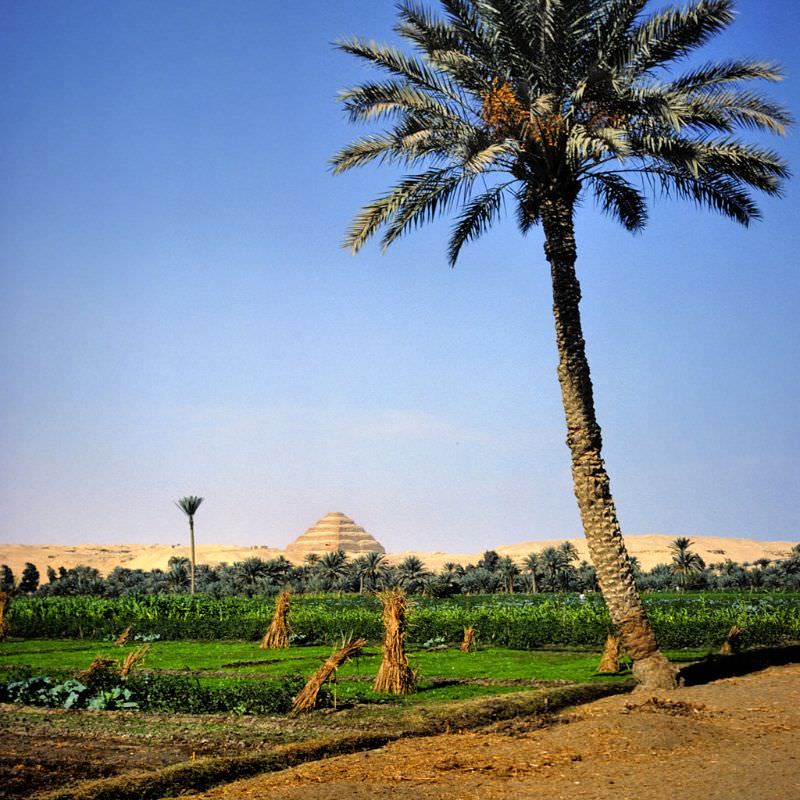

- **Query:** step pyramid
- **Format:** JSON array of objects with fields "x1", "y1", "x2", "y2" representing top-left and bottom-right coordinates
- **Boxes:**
[{"x1": 285, "y1": 512, "x2": 385, "y2": 559}]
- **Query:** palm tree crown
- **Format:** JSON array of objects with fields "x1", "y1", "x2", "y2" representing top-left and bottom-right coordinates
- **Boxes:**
[
  {"x1": 333, "y1": 0, "x2": 789, "y2": 260},
  {"x1": 176, "y1": 496, "x2": 204, "y2": 518}
]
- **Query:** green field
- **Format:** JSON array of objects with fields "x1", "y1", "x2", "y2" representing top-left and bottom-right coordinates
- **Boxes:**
[
  {"x1": 2, "y1": 639, "x2": 672, "y2": 709},
  {"x1": 3, "y1": 591, "x2": 797, "y2": 716},
  {"x1": 8, "y1": 591, "x2": 800, "y2": 649}
]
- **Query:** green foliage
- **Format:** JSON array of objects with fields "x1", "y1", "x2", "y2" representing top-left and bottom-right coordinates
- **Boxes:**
[
  {"x1": 0, "y1": 674, "x2": 116, "y2": 710},
  {"x1": 87, "y1": 685, "x2": 139, "y2": 710},
  {"x1": 0, "y1": 669, "x2": 306, "y2": 715},
  {"x1": 19, "y1": 562, "x2": 40, "y2": 594},
  {"x1": 6, "y1": 592, "x2": 799, "y2": 649}
]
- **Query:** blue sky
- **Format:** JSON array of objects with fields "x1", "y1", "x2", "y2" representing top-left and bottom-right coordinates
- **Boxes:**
[{"x1": 1, "y1": 0, "x2": 798, "y2": 552}]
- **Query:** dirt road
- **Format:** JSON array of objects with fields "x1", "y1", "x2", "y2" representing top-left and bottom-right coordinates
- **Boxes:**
[{"x1": 184, "y1": 664, "x2": 800, "y2": 800}]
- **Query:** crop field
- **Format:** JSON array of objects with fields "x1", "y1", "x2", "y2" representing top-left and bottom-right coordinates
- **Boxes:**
[
  {"x1": 1, "y1": 591, "x2": 798, "y2": 799},
  {"x1": 0, "y1": 636, "x2": 646, "y2": 799},
  {"x1": 7, "y1": 591, "x2": 800, "y2": 648},
  {"x1": 0, "y1": 639, "x2": 645, "y2": 711}
]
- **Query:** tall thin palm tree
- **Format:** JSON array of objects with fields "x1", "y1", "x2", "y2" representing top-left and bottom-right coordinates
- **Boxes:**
[
  {"x1": 332, "y1": 0, "x2": 789, "y2": 689},
  {"x1": 176, "y1": 496, "x2": 204, "y2": 595}
]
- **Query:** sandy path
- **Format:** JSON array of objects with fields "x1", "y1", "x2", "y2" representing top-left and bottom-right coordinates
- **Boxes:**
[{"x1": 182, "y1": 664, "x2": 800, "y2": 800}]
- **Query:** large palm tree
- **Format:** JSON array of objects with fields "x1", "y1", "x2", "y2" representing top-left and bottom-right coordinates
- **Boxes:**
[
  {"x1": 176, "y1": 496, "x2": 204, "y2": 595},
  {"x1": 332, "y1": 0, "x2": 789, "y2": 688}
]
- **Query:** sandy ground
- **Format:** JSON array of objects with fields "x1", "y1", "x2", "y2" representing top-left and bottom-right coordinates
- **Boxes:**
[
  {"x1": 0, "y1": 535, "x2": 794, "y2": 578},
  {"x1": 183, "y1": 664, "x2": 800, "y2": 800}
]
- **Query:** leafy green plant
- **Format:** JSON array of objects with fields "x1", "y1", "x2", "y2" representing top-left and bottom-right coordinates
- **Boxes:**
[
  {"x1": 87, "y1": 686, "x2": 139, "y2": 710},
  {"x1": 3, "y1": 675, "x2": 92, "y2": 709}
]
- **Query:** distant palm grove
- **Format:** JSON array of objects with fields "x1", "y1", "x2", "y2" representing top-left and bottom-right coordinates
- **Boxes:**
[{"x1": 3, "y1": 539, "x2": 799, "y2": 597}]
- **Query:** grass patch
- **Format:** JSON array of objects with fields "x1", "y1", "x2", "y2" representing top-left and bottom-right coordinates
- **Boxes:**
[
  {"x1": 1, "y1": 639, "x2": 712, "y2": 717},
  {"x1": 1, "y1": 639, "x2": 705, "y2": 679}
]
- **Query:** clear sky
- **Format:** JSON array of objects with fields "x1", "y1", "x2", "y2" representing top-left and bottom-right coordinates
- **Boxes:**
[{"x1": 1, "y1": 0, "x2": 798, "y2": 552}]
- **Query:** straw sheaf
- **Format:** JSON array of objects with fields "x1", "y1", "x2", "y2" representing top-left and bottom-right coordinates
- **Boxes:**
[
  {"x1": 292, "y1": 637, "x2": 367, "y2": 713},
  {"x1": 260, "y1": 591, "x2": 291, "y2": 649},
  {"x1": 373, "y1": 589, "x2": 417, "y2": 695}
]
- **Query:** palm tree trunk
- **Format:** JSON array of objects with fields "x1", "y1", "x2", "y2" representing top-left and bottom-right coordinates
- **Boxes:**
[
  {"x1": 189, "y1": 517, "x2": 196, "y2": 595},
  {"x1": 540, "y1": 193, "x2": 677, "y2": 690}
]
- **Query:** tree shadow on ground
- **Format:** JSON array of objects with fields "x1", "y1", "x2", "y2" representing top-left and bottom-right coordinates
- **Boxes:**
[{"x1": 679, "y1": 644, "x2": 800, "y2": 686}]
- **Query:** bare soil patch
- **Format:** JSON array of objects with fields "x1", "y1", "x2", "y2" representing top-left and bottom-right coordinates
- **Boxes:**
[{"x1": 183, "y1": 664, "x2": 800, "y2": 800}]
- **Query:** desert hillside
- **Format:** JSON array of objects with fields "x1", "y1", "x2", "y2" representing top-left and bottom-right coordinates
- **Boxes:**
[{"x1": 0, "y1": 535, "x2": 794, "y2": 579}]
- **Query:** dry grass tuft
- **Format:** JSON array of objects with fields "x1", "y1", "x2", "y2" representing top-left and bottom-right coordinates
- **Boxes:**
[
  {"x1": 291, "y1": 637, "x2": 367, "y2": 714},
  {"x1": 373, "y1": 589, "x2": 417, "y2": 695},
  {"x1": 260, "y1": 591, "x2": 291, "y2": 650},
  {"x1": 596, "y1": 634, "x2": 622, "y2": 674},
  {"x1": 119, "y1": 644, "x2": 150, "y2": 678},
  {"x1": 114, "y1": 626, "x2": 132, "y2": 646},
  {"x1": 720, "y1": 624, "x2": 743, "y2": 655},
  {"x1": 0, "y1": 591, "x2": 10, "y2": 642},
  {"x1": 77, "y1": 656, "x2": 120, "y2": 683},
  {"x1": 460, "y1": 625, "x2": 477, "y2": 653}
]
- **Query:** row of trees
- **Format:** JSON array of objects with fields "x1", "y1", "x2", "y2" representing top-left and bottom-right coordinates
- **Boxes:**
[{"x1": 3, "y1": 540, "x2": 798, "y2": 597}]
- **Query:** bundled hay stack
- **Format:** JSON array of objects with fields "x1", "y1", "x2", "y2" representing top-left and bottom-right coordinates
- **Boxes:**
[
  {"x1": 460, "y1": 626, "x2": 477, "y2": 653},
  {"x1": 115, "y1": 626, "x2": 132, "y2": 646},
  {"x1": 720, "y1": 625, "x2": 743, "y2": 655},
  {"x1": 373, "y1": 589, "x2": 417, "y2": 695},
  {"x1": 78, "y1": 656, "x2": 119, "y2": 684},
  {"x1": 596, "y1": 634, "x2": 622, "y2": 674},
  {"x1": 79, "y1": 646, "x2": 150, "y2": 685},
  {"x1": 0, "y1": 591, "x2": 10, "y2": 642},
  {"x1": 120, "y1": 645, "x2": 150, "y2": 678},
  {"x1": 260, "y1": 591, "x2": 291, "y2": 649},
  {"x1": 291, "y1": 637, "x2": 366, "y2": 714}
]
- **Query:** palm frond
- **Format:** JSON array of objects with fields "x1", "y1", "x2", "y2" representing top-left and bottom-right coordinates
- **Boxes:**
[
  {"x1": 396, "y1": 3, "x2": 490, "y2": 93},
  {"x1": 668, "y1": 59, "x2": 784, "y2": 92},
  {"x1": 338, "y1": 80, "x2": 465, "y2": 124},
  {"x1": 515, "y1": 186, "x2": 541, "y2": 234},
  {"x1": 693, "y1": 88, "x2": 793, "y2": 135},
  {"x1": 337, "y1": 37, "x2": 467, "y2": 106},
  {"x1": 343, "y1": 168, "x2": 468, "y2": 254},
  {"x1": 332, "y1": 131, "x2": 437, "y2": 174},
  {"x1": 647, "y1": 167, "x2": 760, "y2": 225},
  {"x1": 447, "y1": 182, "x2": 511, "y2": 265},
  {"x1": 590, "y1": 0, "x2": 649, "y2": 63},
  {"x1": 622, "y1": 0, "x2": 735, "y2": 74},
  {"x1": 379, "y1": 171, "x2": 472, "y2": 250},
  {"x1": 568, "y1": 123, "x2": 630, "y2": 166},
  {"x1": 587, "y1": 172, "x2": 647, "y2": 230},
  {"x1": 463, "y1": 140, "x2": 517, "y2": 172}
]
